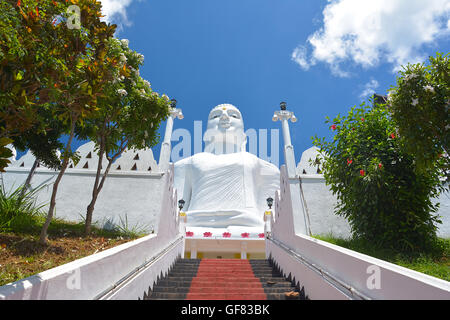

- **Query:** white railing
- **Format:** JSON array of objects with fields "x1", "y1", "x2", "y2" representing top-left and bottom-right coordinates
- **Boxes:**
[
  {"x1": 266, "y1": 165, "x2": 450, "y2": 300},
  {"x1": 0, "y1": 165, "x2": 183, "y2": 300}
]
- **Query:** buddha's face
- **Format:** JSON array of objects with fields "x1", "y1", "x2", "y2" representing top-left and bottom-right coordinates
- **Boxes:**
[
  {"x1": 204, "y1": 104, "x2": 245, "y2": 149},
  {"x1": 206, "y1": 104, "x2": 244, "y2": 133}
]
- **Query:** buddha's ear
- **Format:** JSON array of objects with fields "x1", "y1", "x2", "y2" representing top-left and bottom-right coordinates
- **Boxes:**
[
  {"x1": 203, "y1": 129, "x2": 214, "y2": 152},
  {"x1": 240, "y1": 133, "x2": 248, "y2": 152},
  {"x1": 203, "y1": 128, "x2": 213, "y2": 142}
]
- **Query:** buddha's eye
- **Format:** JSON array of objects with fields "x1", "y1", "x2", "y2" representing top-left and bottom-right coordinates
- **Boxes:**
[
  {"x1": 231, "y1": 114, "x2": 238, "y2": 118},
  {"x1": 211, "y1": 114, "x2": 220, "y2": 119}
]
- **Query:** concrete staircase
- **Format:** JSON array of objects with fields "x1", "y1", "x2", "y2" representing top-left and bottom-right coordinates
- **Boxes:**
[{"x1": 144, "y1": 258, "x2": 305, "y2": 300}]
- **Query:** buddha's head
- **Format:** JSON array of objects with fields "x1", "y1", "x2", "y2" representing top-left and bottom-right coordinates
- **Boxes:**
[{"x1": 204, "y1": 104, "x2": 246, "y2": 154}]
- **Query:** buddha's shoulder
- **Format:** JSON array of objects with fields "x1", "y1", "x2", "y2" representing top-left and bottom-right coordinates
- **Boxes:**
[
  {"x1": 174, "y1": 153, "x2": 211, "y2": 167},
  {"x1": 174, "y1": 152, "x2": 279, "y2": 172}
]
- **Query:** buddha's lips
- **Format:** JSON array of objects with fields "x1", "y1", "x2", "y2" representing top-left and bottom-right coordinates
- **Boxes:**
[{"x1": 219, "y1": 120, "x2": 231, "y2": 128}]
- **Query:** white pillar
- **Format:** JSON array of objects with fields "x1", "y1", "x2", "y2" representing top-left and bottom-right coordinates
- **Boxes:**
[
  {"x1": 190, "y1": 240, "x2": 197, "y2": 259},
  {"x1": 273, "y1": 103, "x2": 310, "y2": 236},
  {"x1": 159, "y1": 106, "x2": 183, "y2": 172},
  {"x1": 179, "y1": 212, "x2": 186, "y2": 234},
  {"x1": 281, "y1": 118, "x2": 292, "y2": 146},
  {"x1": 273, "y1": 108, "x2": 298, "y2": 178},
  {"x1": 264, "y1": 209, "x2": 272, "y2": 236},
  {"x1": 240, "y1": 241, "x2": 247, "y2": 260}
]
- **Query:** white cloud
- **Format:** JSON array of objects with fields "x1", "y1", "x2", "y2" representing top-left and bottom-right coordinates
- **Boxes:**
[
  {"x1": 291, "y1": 45, "x2": 311, "y2": 70},
  {"x1": 359, "y1": 79, "x2": 379, "y2": 99},
  {"x1": 293, "y1": 0, "x2": 450, "y2": 76},
  {"x1": 100, "y1": 0, "x2": 137, "y2": 30}
]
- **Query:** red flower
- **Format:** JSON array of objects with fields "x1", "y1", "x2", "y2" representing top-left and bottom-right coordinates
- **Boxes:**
[
  {"x1": 17, "y1": 0, "x2": 21, "y2": 6},
  {"x1": 378, "y1": 163, "x2": 382, "y2": 169},
  {"x1": 258, "y1": 233, "x2": 265, "y2": 238},
  {"x1": 347, "y1": 159, "x2": 353, "y2": 165},
  {"x1": 330, "y1": 124, "x2": 337, "y2": 130},
  {"x1": 186, "y1": 231, "x2": 194, "y2": 237},
  {"x1": 241, "y1": 233, "x2": 250, "y2": 238},
  {"x1": 361, "y1": 118, "x2": 365, "y2": 122},
  {"x1": 390, "y1": 133, "x2": 395, "y2": 139},
  {"x1": 360, "y1": 169, "x2": 365, "y2": 176},
  {"x1": 203, "y1": 232, "x2": 212, "y2": 237},
  {"x1": 222, "y1": 232, "x2": 231, "y2": 238}
]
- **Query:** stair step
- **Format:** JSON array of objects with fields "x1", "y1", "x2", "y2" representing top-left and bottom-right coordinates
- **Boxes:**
[
  {"x1": 186, "y1": 293, "x2": 267, "y2": 300},
  {"x1": 190, "y1": 278, "x2": 262, "y2": 284},
  {"x1": 159, "y1": 278, "x2": 291, "y2": 283},
  {"x1": 169, "y1": 272, "x2": 281, "y2": 277},
  {"x1": 148, "y1": 292, "x2": 187, "y2": 300},
  {"x1": 266, "y1": 293, "x2": 302, "y2": 300},
  {"x1": 152, "y1": 286, "x2": 191, "y2": 293},
  {"x1": 189, "y1": 282, "x2": 294, "y2": 288},
  {"x1": 145, "y1": 259, "x2": 304, "y2": 300},
  {"x1": 186, "y1": 287, "x2": 265, "y2": 294}
]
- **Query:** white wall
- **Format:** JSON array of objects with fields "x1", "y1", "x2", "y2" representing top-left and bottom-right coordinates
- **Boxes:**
[
  {"x1": 4, "y1": 143, "x2": 449, "y2": 238},
  {"x1": 267, "y1": 165, "x2": 450, "y2": 300},
  {"x1": 2, "y1": 142, "x2": 164, "y2": 233}
]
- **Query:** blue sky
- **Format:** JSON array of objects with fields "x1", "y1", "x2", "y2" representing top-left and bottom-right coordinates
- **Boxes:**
[{"x1": 19, "y1": 0, "x2": 450, "y2": 166}]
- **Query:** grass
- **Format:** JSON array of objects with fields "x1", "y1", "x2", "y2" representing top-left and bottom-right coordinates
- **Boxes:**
[
  {"x1": 312, "y1": 234, "x2": 450, "y2": 281},
  {"x1": 0, "y1": 183, "x2": 149, "y2": 287}
]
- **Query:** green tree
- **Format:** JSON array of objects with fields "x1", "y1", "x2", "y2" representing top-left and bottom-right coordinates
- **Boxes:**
[
  {"x1": 387, "y1": 52, "x2": 449, "y2": 185},
  {"x1": 0, "y1": 0, "x2": 76, "y2": 170},
  {"x1": 80, "y1": 38, "x2": 170, "y2": 234},
  {"x1": 312, "y1": 101, "x2": 443, "y2": 253},
  {"x1": 34, "y1": 0, "x2": 117, "y2": 245}
]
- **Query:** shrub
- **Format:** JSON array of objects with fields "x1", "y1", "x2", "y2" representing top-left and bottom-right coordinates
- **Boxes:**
[
  {"x1": 312, "y1": 101, "x2": 443, "y2": 253},
  {"x1": 387, "y1": 52, "x2": 449, "y2": 184},
  {"x1": 0, "y1": 183, "x2": 46, "y2": 233}
]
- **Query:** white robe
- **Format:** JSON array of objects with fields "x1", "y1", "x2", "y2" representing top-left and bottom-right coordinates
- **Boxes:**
[{"x1": 174, "y1": 152, "x2": 279, "y2": 235}]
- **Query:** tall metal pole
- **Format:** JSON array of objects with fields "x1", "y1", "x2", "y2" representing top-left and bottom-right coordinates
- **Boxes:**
[
  {"x1": 272, "y1": 102, "x2": 310, "y2": 235},
  {"x1": 273, "y1": 102, "x2": 298, "y2": 178},
  {"x1": 158, "y1": 99, "x2": 183, "y2": 172}
]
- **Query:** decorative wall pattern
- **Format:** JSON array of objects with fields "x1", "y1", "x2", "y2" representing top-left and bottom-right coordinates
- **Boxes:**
[{"x1": 8, "y1": 141, "x2": 159, "y2": 173}]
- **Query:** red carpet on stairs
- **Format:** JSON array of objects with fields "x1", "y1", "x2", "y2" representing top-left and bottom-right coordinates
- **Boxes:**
[{"x1": 186, "y1": 259, "x2": 267, "y2": 300}]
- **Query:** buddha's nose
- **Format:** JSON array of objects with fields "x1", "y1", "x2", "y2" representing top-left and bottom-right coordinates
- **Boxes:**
[{"x1": 220, "y1": 112, "x2": 229, "y2": 120}]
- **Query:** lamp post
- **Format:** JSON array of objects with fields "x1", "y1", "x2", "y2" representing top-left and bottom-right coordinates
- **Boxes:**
[
  {"x1": 264, "y1": 197, "x2": 274, "y2": 237},
  {"x1": 178, "y1": 199, "x2": 187, "y2": 234},
  {"x1": 159, "y1": 99, "x2": 183, "y2": 172},
  {"x1": 272, "y1": 101, "x2": 298, "y2": 178},
  {"x1": 178, "y1": 199, "x2": 185, "y2": 211}
]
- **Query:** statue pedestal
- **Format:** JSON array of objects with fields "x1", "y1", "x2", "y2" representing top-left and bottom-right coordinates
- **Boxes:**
[{"x1": 184, "y1": 228, "x2": 266, "y2": 259}]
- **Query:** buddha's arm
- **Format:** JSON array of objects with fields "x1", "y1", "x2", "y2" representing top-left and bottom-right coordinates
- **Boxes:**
[
  {"x1": 173, "y1": 158, "x2": 192, "y2": 210},
  {"x1": 256, "y1": 161, "x2": 280, "y2": 210}
]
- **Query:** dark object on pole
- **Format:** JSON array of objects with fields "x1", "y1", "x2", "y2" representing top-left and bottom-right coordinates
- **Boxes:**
[
  {"x1": 266, "y1": 197, "x2": 274, "y2": 209},
  {"x1": 280, "y1": 102, "x2": 287, "y2": 110}
]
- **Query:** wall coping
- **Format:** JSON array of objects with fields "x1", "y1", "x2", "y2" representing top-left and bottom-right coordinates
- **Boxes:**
[{"x1": 5, "y1": 167, "x2": 164, "y2": 178}]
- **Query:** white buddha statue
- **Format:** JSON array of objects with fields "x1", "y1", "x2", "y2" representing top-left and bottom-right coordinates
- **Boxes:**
[{"x1": 174, "y1": 104, "x2": 280, "y2": 237}]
